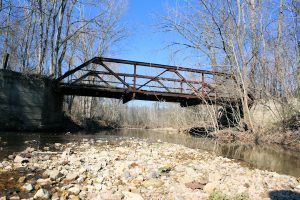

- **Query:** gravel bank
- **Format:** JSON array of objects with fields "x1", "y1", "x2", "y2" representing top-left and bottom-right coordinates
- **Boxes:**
[{"x1": 0, "y1": 139, "x2": 299, "y2": 200}]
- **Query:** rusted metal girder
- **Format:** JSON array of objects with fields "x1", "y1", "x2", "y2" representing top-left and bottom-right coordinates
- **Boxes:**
[{"x1": 56, "y1": 57, "x2": 238, "y2": 106}]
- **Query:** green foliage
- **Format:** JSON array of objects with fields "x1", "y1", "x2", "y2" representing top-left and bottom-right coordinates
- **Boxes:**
[
  {"x1": 232, "y1": 194, "x2": 250, "y2": 200},
  {"x1": 208, "y1": 192, "x2": 250, "y2": 200},
  {"x1": 209, "y1": 192, "x2": 229, "y2": 200}
]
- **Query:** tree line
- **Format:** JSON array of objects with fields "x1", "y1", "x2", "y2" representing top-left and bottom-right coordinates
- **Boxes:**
[{"x1": 1, "y1": 0, "x2": 299, "y2": 131}]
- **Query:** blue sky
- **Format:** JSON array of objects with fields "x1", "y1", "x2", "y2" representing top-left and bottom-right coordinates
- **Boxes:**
[
  {"x1": 115, "y1": 0, "x2": 198, "y2": 67},
  {"x1": 107, "y1": 0, "x2": 204, "y2": 107}
]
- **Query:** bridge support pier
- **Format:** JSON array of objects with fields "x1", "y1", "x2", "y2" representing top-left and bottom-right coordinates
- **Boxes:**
[
  {"x1": 217, "y1": 104, "x2": 243, "y2": 128},
  {"x1": 0, "y1": 70, "x2": 64, "y2": 130}
]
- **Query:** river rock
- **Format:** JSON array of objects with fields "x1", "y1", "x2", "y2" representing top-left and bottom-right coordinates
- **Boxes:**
[
  {"x1": 34, "y1": 188, "x2": 51, "y2": 199},
  {"x1": 9, "y1": 196, "x2": 20, "y2": 200},
  {"x1": 122, "y1": 191, "x2": 144, "y2": 200},
  {"x1": 14, "y1": 155, "x2": 28, "y2": 163},
  {"x1": 54, "y1": 143, "x2": 62, "y2": 149},
  {"x1": 68, "y1": 186, "x2": 81, "y2": 195},
  {"x1": 185, "y1": 180, "x2": 206, "y2": 190},
  {"x1": 71, "y1": 196, "x2": 80, "y2": 200},
  {"x1": 24, "y1": 147, "x2": 35, "y2": 153},
  {"x1": 203, "y1": 182, "x2": 218, "y2": 193},
  {"x1": 47, "y1": 169, "x2": 63, "y2": 180},
  {"x1": 43, "y1": 147, "x2": 50, "y2": 151},
  {"x1": 36, "y1": 178, "x2": 51, "y2": 186},
  {"x1": 142, "y1": 179, "x2": 164, "y2": 188},
  {"x1": 64, "y1": 173, "x2": 78, "y2": 182},
  {"x1": 18, "y1": 176, "x2": 26, "y2": 183},
  {"x1": 23, "y1": 183, "x2": 33, "y2": 192}
]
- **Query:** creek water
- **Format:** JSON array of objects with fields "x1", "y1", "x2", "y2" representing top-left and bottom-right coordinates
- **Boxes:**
[{"x1": 0, "y1": 129, "x2": 299, "y2": 177}]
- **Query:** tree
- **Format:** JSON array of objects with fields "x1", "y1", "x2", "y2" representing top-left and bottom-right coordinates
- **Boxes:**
[{"x1": 161, "y1": 0, "x2": 299, "y2": 131}]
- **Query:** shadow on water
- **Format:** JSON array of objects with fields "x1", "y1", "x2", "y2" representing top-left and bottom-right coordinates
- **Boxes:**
[
  {"x1": 0, "y1": 129, "x2": 300, "y2": 177},
  {"x1": 269, "y1": 190, "x2": 300, "y2": 200}
]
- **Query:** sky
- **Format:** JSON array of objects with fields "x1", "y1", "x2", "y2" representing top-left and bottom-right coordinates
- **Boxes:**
[
  {"x1": 115, "y1": 0, "x2": 197, "y2": 67},
  {"x1": 104, "y1": 0, "x2": 215, "y2": 107},
  {"x1": 103, "y1": 0, "x2": 207, "y2": 107},
  {"x1": 111, "y1": 0, "x2": 185, "y2": 107}
]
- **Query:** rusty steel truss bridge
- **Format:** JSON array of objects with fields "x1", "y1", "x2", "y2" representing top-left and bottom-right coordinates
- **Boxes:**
[{"x1": 56, "y1": 57, "x2": 242, "y2": 107}]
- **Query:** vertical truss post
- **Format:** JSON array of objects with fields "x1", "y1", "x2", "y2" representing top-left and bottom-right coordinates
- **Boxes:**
[
  {"x1": 123, "y1": 76, "x2": 126, "y2": 88},
  {"x1": 202, "y1": 73, "x2": 205, "y2": 96},
  {"x1": 180, "y1": 82, "x2": 183, "y2": 93},
  {"x1": 133, "y1": 64, "x2": 137, "y2": 92}
]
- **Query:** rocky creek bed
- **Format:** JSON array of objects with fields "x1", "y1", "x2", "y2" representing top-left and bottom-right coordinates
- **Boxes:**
[{"x1": 0, "y1": 139, "x2": 300, "y2": 200}]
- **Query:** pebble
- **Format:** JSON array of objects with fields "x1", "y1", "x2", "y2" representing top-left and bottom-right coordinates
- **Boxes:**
[
  {"x1": 68, "y1": 186, "x2": 81, "y2": 195},
  {"x1": 122, "y1": 191, "x2": 144, "y2": 200},
  {"x1": 13, "y1": 155, "x2": 28, "y2": 163},
  {"x1": 1, "y1": 139, "x2": 299, "y2": 200},
  {"x1": 34, "y1": 188, "x2": 51, "y2": 199},
  {"x1": 142, "y1": 179, "x2": 164, "y2": 188},
  {"x1": 23, "y1": 183, "x2": 33, "y2": 192},
  {"x1": 47, "y1": 169, "x2": 62, "y2": 180},
  {"x1": 64, "y1": 173, "x2": 78, "y2": 182},
  {"x1": 18, "y1": 176, "x2": 26, "y2": 183}
]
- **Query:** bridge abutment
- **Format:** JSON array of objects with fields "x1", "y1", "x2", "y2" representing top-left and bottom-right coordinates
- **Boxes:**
[{"x1": 0, "y1": 70, "x2": 64, "y2": 131}]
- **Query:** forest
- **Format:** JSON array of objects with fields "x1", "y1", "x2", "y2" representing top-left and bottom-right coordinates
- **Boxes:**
[{"x1": 0, "y1": 0, "x2": 299, "y2": 138}]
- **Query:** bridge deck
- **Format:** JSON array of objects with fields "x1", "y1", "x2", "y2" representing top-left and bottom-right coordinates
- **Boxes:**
[{"x1": 56, "y1": 57, "x2": 240, "y2": 106}]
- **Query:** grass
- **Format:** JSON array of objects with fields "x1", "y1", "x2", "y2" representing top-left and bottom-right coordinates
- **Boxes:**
[{"x1": 209, "y1": 192, "x2": 250, "y2": 200}]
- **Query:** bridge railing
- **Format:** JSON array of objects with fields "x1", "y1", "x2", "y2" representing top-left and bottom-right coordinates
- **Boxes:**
[{"x1": 56, "y1": 57, "x2": 236, "y2": 101}]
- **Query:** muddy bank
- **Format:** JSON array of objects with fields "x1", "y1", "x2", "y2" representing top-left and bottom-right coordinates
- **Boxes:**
[
  {"x1": 0, "y1": 139, "x2": 300, "y2": 200},
  {"x1": 205, "y1": 128, "x2": 300, "y2": 152}
]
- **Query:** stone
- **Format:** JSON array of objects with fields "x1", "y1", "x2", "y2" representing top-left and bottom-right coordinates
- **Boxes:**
[
  {"x1": 71, "y1": 196, "x2": 80, "y2": 200},
  {"x1": 208, "y1": 173, "x2": 222, "y2": 182},
  {"x1": 9, "y1": 196, "x2": 20, "y2": 200},
  {"x1": 34, "y1": 189, "x2": 51, "y2": 199},
  {"x1": 203, "y1": 182, "x2": 218, "y2": 193},
  {"x1": 36, "y1": 178, "x2": 51, "y2": 186},
  {"x1": 185, "y1": 180, "x2": 206, "y2": 190},
  {"x1": 54, "y1": 143, "x2": 62, "y2": 149},
  {"x1": 23, "y1": 183, "x2": 33, "y2": 192},
  {"x1": 43, "y1": 147, "x2": 50, "y2": 151},
  {"x1": 174, "y1": 195, "x2": 185, "y2": 200},
  {"x1": 18, "y1": 176, "x2": 26, "y2": 183},
  {"x1": 14, "y1": 155, "x2": 28, "y2": 163},
  {"x1": 24, "y1": 147, "x2": 35, "y2": 153},
  {"x1": 47, "y1": 170, "x2": 63, "y2": 180},
  {"x1": 64, "y1": 173, "x2": 78, "y2": 182},
  {"x1": 51, "y1": 193, "x2": 59, "y2": 200},
  {"x1": 147, "y1": 171, "x2": 159, "y2": 178},
  {"x1": 122, "y1": 191, "x2": 144, "y2": 200},
  {"x1": 68, "y1": 186, "x2": 81, "y2": 195},
  {"x1": 142, "y1": 179, "x2": 164, "y2": 188}
]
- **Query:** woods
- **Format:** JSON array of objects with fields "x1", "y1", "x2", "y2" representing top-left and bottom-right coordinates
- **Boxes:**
[
  {"x1": 0, "y1": 0, "x2": 126, "y2": 76},
  {"x1": 0, "y1": 0, "x2": 300, "y2": 133},
  {"x1": 161, "y1": 0, "x2": 300, "y2": 131}
]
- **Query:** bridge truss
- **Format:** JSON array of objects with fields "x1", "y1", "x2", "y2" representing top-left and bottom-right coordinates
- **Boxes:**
[{"x1": 56, "y1": 57, "x2": 239, "y2": 106}]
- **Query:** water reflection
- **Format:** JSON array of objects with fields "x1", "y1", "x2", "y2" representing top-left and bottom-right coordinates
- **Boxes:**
[{"x1": 0, "y1": 129, "x2": 299, "y2": 177}]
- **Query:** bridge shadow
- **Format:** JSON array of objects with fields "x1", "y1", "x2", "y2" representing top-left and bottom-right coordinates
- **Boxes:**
[
  {"x1": 187, "y1": 105, "x2": 244, "y2": 137},
  {"x1": 269, "y1": 190, "x2": 300, "y2": 200},
  {"x1": 188, "y1": 127, "x2": 215, "y2": 137}
]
